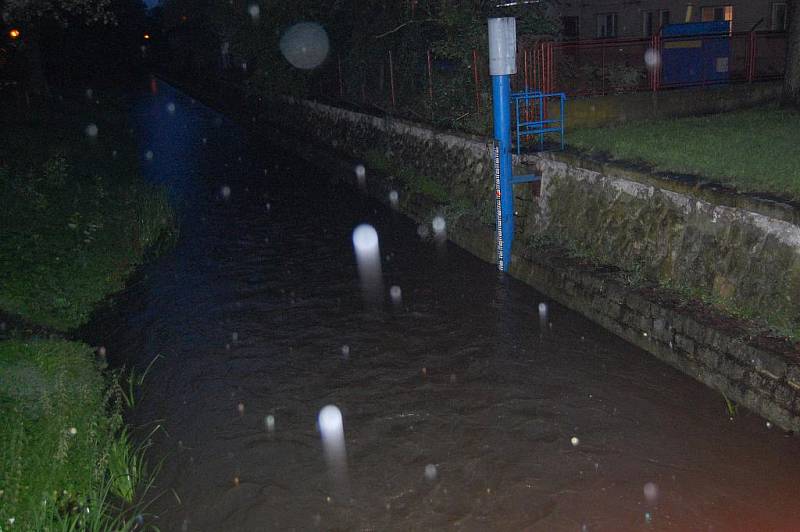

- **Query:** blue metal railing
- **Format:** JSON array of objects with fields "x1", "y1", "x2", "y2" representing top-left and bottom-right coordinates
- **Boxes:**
[{"x1": 511, "y1": 91, "x2": 566, "y2": 155}]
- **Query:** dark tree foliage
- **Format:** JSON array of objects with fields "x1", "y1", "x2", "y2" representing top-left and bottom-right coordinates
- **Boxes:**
[
  {"x1": 156, "y1": 0, "x2": 557, "y2": 127},
  {"x1": 1, "y1": 0, "x2": 150, "y2": 91}
]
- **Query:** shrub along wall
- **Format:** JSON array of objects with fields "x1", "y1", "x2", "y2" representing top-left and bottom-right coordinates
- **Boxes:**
[{"x1": 261, "y1": 95, "x2": 800, "y2": 432}]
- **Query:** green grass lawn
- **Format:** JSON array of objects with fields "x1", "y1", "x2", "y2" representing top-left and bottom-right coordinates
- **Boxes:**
[
  {"x1": 569, "y1": 106, "x2": 800, "y2": 201},
  {"x1": 0, "y1": 94, "x2": 176, "y2": 331}
]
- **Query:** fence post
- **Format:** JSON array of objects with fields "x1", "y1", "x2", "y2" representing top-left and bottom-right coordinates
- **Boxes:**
[
  {"x1": 601, "y1": 42, "x2": 606, "y2": 95},
  {"x1": 388, "y1": 50, "x2": 396, "y2": 108},
  {"x1": 337, "y1": 54, "x2": 344, "y2": 99},
  {"x1": 472, "y1": 48, "x2": 481, "y2": 113},
  {"x1": 427, "y1": 49, "x2": 433, "y2": 102}
]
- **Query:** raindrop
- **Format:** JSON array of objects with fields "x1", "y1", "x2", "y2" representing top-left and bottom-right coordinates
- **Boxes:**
[
  {"x1": 280, "y1": 22, "x2": 330, "y2": 70},
  {"x1": 570, "y1": 436, "x2": 580, "y2": 447},
  {"x1": 265, "y1": 202, "x2": 271, "y2": 211},
  {"x1": 644, "y1": 48, "x2": 661, "y2": 70},
  {"x1": 538, "y1": 302, "x2": 548, "y2": 330},
  {"x1": 166, "y1": 102, "x2": 176, "y2": 114},
  {"x1": 85, "y1": 88, "x2": 93, "y2": 99},
  {"x1": 237, "y1": 402, "x2": 245, "y2": 416},
  {"x1": 389, "y1": 285, "x2": 402, "y2": 306},
  {"x1": 643, "y1": 482, "x2": 659, "y2": 503},
  {"x1": 431, "y1": 215, "x2": 446, "y2": 236},
  {"x1": 144, "y1": 150, "x2": 154, "y2": 161},
  {"x1": 352, "y1": 224, "x2": 383, "y2": 305},
  {"x1": 202, "y1": 137, "x2": 208, "y2": 144},
  {"x1": 85, "y1": 123, "x2": 98, "y2": 138},
  {"x1": 341, "y1": 344, "x2": 350, "y2": 358},
  {"x1": 265, "y1": 414, "x2": 275, "y2": 432},
  {"x1": 424, "y1": 464, "x2": 437, "y2": 481},
  {"x1": 221, "y1": 185, "x2": 231, "y2": 199},
  {"x1": 318, "y1": 405, "x2": 348, "y2": 494},
  {"x1": 388, "y1": 189, "x2": 399, "y2": 209},
  {"x1": 766, "y1": 421, "x2": 773, "y2": 429},
  {"x1": 354, "y1": 164, "x2": 366, "y2": 188},
  {"x1": 248, "y1": 3, "x2": 260, "y2": 21},
  {"x1": 232, "y1": 331, "x2": 239, "y2": 342}
]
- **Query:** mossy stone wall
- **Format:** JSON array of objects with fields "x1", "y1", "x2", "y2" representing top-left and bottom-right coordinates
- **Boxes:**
[{"x1": 264, "y1": 96, "x2": 800, "y2": 431}]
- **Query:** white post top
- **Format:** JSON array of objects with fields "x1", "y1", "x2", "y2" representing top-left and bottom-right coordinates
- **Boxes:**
[{"x1": 488, "y1": 17, "x2": 517, "y2": 76}]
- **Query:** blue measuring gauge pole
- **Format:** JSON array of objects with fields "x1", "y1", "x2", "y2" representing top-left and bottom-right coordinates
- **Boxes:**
[{"x1": 492, "y1": 74, "x2": 514, "y2": 272}]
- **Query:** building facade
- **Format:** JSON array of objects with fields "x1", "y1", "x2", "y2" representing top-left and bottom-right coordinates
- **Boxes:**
[{"x1": 555, "y1": 1, "x2": 788, "y2": 40}]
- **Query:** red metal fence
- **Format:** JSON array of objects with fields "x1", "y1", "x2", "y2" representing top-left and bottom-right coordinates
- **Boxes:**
[{"x1": 314, "y1": 30, "x2": 786, "y2": 122}]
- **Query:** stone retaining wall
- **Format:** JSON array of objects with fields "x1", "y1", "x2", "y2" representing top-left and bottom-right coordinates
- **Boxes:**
[{"x1": 263, "y1": 95, "x2": 800, "y2": 432}]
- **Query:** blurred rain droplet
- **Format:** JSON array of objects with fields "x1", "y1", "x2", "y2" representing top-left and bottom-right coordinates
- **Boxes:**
[
  {"x1": 643, "y1": 482, "x2": 659, "y2": 503},
  {"x1": 144, "y1": 150, "x2": 154, "y2": 161},
  {"x1": 341, "y1": 344, "x2": 350, "y2": 358},
  {"x1": 221, "y1": 185, "x2": 231, "y2": 199},
  {"x1": 432, "y1": 215, "x2": 446, "y2": 237},
  {"x1": 424, "y1": 464, "x2": 437, "y2": 481},
  {"x1": 248, "y1": 3, "x2": 260, "y2": 22},
  {"x1": 644, "y1": 48, "x2": 661, "y2": 70},
  {"x1": 570, "y1": 436, "x2": 580, "y2": 446},
  {"x1": 85, "y1": 88, "x2": 93, "y2": 99},
  {"x1": 538, "y1": 302, "x2": 548, "y2": 330},
  {"x1": 388, "y1": 189, "x2": 399, "y2": 209},
  {"x1": 389, "y1": 285, "x2": 402, "y2": 306},
  {"x1": 354, "y1": 164, "x2": 366, "y2": 188},
  {"x1": 280, "y1": 22, "x2": 330, "y2": 70},
  {"x1": 265, "y1": 414, "x2": 275, "y2": 432},
  {"x1": 318, "y1": 405, "x2": 349, "y2": 495},
  {"x1": 85, "y1": 123, "x2": 98, "y2": 138},
  {"x1": 166, "y1": 102, "x2": 176, "y2": 114},
  {"x1": 352, "y1": 224, "x2": 383, "y2": 305}
]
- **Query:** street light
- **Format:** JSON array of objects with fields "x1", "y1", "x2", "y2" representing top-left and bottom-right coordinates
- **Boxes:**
[{"x1": 143, "y1": 33, "x2": 150, "y2": 40}]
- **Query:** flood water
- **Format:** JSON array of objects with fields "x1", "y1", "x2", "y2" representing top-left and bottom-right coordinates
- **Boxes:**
[{"x1": 87, "y1": 80, "x2": 800, "y2": 531}]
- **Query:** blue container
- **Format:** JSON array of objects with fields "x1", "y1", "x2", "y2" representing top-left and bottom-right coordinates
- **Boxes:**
[{"x1": 661, "y1": 21, "x2": 731, "y2": 86}]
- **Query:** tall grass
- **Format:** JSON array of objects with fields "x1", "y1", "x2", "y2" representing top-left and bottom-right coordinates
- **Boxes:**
[{"x1": 0, "y1": 340, "x2": 161, "y2": 530}]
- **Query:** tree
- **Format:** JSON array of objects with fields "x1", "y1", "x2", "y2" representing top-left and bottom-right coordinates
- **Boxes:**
[{"x1": 784, "y1": 0, "x2": 800, "y2": 106}]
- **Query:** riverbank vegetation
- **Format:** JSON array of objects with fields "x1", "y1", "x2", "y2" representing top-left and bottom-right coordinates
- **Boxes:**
[
  {"x1": 569, "y1": 105, "x2": 800, "y2": 201},
  {"x1": 0, "y1": 93, "x2": 175, "y2": 330},
  {"x1": 0, "y1": 91, "x2": 174, "y2": 528}
]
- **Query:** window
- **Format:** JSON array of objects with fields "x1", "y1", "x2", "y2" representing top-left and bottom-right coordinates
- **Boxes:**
[
  {"x1": 561, "y1": 16, "x2": 580, "y2": 40},
  {"x1": 660, "y1": 10, "x2": 671, "y2": 27},
  {"x1": 701, "y1": 5, "x2": 734, "y2": 23},
  {"x1": 643, "y1": 11, "x2": 654, "y2": 36},
  {"x1": 772, "y1": 3, "x2": 788, "y2": 31},
  {"x1": 596, "y1": 13, "x2": 617, "y2": 38}
]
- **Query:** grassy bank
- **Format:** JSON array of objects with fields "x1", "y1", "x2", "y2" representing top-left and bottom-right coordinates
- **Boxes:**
[
  {"x1": 569, "y1": 106, "x2": 800, "y2": 201},
  {"x1": 0, "y1": 340, "x2": 154, "y2": 529},
  {"x1": 0, "y1": 92, "x2": 175, "y2": 331},
  {"x1": 0, "y1": 92, "x2": 174, "y2": 529}
]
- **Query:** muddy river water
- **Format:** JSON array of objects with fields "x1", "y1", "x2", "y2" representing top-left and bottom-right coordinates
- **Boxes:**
[{"x1": 86, "y1": 80, "x2": 800, "y2": 531}]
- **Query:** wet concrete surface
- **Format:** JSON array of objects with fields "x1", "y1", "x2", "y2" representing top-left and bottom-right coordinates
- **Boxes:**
[{"x1": 87, "y1": 80, "x2": 800, "y2": 531}]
